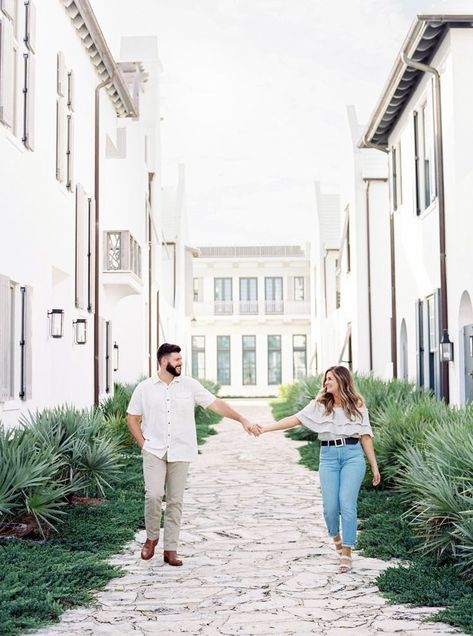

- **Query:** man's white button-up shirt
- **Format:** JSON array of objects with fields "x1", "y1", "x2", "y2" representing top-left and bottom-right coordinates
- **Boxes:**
[{"x1": 127, "y1": 376, "x2": 216, "y2": 461}]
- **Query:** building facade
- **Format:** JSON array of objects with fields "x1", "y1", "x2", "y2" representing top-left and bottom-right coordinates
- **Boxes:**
[
  {"x1": 361, "y1": 15, "x2": 473, "y2": 405},
  {"x1": 0, "y1": 0, "x2": 189, "y2": 427},
  {"x1": 190, "y1": 246, "x2": 311, "y2": 396}
]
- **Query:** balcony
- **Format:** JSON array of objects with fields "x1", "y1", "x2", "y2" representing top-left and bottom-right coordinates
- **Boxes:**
[
  {"x1": 193, "y1": 300, "x2": 310, "y2": 318},
  {"x1": 103, "y1": 230, "x2": 143, "y2": 299}
]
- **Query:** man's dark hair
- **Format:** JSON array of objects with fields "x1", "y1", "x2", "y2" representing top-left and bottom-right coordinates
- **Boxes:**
[{"x1": 157, "y1": 343, "x2": 181, "y2": 364}]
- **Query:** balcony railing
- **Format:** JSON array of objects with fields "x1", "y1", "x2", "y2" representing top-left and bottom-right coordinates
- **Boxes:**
[
  {"x1": 104, "y1": 230, "x2": 142, "y2": 279},
  {"x1": 194, "y1": 300, "x2": 310, "y2": 317}
]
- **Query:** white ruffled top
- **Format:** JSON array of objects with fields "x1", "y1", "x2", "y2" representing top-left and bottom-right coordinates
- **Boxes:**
[{"x1": 295, "y1": 401, "x2": 373, "y2": 440}]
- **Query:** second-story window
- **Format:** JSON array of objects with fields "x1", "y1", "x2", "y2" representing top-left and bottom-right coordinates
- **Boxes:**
[
  {"x1": 214, "y1": 278, "x2": 233, "y2": 315},
  {"x1": 56, "y1": 52, "x2": 74, "y2": 188},
  {"x1": 239, "y1": 277, "x2": 258, "y2": 314},
  {"x1": 265, "y1": 277, "x2": 283, "y2": 314},
  {"x1": 294, "y1": 276, "x2": 304, "y2": 301},
  {"x1": 414, "y1": 95, "x2": 436, "y2": 216}
]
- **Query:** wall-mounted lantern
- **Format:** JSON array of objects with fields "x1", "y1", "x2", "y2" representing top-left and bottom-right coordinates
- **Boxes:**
[
  {"x1": 48, "y1": 309, "x2": 64, "y2": 338},
  {"x1": 73, "y1": 318, "x2": 87, "y2": 345},
  {"x1": 440, "y1": 329, "x2": 454, "y2": 363},
  {"x1": 113, "y1": 341, "x2": 119, "y2": 372}
]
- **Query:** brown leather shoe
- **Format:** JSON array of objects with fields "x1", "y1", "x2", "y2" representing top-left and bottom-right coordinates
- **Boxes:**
[
  {"x1": 141, "y1": 538, "x2": 158, "y2": 560},
  {"x1": 163, "y1": 550, "x2": 183, "y2": 566}
]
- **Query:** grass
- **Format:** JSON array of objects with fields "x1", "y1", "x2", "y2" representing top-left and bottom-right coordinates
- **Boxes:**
[{"x1": 0, "y1": 407, "x2": 221, "y2": 636}]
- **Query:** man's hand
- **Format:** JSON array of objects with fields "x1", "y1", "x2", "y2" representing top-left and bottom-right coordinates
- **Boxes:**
[{"x1": 241, "y1": 419, "x2": 262, "y2": 437}]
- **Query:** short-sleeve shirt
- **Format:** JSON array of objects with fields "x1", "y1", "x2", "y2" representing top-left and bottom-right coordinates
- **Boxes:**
[
  {"x1": 295, "y1": 401, "x2": 373, "y2": 440},
  {"x1": 127, "y1": 375, "x2": 215, "y2": 461}
]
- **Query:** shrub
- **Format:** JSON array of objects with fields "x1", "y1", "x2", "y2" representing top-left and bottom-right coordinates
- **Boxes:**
[{"x1": 100, "y1": 382, "x2": 135, "y2": 420}]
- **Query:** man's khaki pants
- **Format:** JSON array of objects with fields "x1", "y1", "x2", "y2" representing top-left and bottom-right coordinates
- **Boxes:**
[{"x1": 142, "y1": 449, "x2": 190, "y2": 550}]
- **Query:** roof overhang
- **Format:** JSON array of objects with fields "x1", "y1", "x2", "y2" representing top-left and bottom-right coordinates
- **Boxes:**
[
  {"x1": 359, "y1": 15, "x2": 473, "y2": 149},
  {"x1": 62, "y1": 0, "x2": 138, "y2": 117}
]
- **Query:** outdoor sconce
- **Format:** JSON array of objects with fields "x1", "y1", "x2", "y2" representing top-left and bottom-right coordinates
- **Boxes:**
[
  {"x1": 113, "y1": 341, "x2": 119, "y2": 372},
  {"x1": 440, "y1": 329, "x2": 454, "y2": 363},
  {"x1": 48, "y1": 309, "x2": 64, "y2": 338},
  {"x1": 73, "y1": 318, "x2": 87, "y2": 345}
]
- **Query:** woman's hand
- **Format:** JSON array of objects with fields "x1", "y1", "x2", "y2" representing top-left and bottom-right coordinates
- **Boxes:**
[{"x1": 371, "y1": 467, "x2": 381, "y2": 486}]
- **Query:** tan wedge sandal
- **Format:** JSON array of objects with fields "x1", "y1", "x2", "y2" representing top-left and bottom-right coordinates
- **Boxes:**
[
  {"x1": 333, "y1": 537, "x2": 343, "y2": 553},
  {"x1": 339, "y1": 554, "x2": 352, "y2": 573}
]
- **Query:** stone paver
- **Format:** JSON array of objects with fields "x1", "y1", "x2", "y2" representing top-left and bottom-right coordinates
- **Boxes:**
[{"x1": 33, "y1": 400, "x2": 464, "y2": 635}]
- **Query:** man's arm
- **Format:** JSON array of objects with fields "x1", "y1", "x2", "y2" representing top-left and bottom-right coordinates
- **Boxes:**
[
  {"x1": 207, "y1": 399, "x2": 262, "y2": 436},
  {"x1": 127, "y1": 414, "x2": 145, "y2": 448}
]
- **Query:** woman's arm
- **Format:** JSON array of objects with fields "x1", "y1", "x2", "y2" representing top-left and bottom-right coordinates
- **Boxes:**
[
  {"x1": 360, "y1": 434, "x2": 381, "y2": 486},
  {"x1": 262, "y1": 415, "x2": 302, "y2": 433}
]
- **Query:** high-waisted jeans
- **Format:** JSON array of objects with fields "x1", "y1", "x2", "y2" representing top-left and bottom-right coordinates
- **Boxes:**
[{"x1": 318, "y1": 442, "x2": 366, "y2": 548}]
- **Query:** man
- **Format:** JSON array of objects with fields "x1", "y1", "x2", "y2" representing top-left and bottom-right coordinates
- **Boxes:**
[{"x1": 127, "y1": 342, "x2": 261, "y2": 565}]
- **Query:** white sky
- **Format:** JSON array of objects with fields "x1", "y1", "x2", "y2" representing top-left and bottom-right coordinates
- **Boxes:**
[{"x1": 91, "y1": 0, "x2": 472, "y2": 245}]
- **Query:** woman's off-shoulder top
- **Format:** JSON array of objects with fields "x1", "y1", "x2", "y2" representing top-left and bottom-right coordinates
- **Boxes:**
[{"x1": 295, "y1": 401, "x2": 373, "y2": 441}]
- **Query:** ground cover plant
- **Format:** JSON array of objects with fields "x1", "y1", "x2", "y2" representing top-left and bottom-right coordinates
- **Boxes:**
[
  {"x1": 270, "y1": 374, "x2": 473, "y2": 635},
  {"x1": 0, "y1": 380, "x2": 222, "y2": 636}
]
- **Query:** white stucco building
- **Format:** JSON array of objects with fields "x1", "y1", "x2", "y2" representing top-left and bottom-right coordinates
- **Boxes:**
[
  {"x1": 0, "y1": 0, "x2": 189, "y2": 427},
  {"x1": 361, "y1": 14, "x2": 473, "y2": 405},
  {"x1": 190, "y1": 245, "x2": 311, "y2": 396}
]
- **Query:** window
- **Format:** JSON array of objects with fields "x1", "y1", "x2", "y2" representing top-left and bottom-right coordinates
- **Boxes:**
[
  {"x1": 214, "y1": 278, "x2": 233, "y2": 314},
  {"x1": 192, "y1": 336, "x2": 205, "y2": 379},
  {"x1": 0, "y1": 275, "x2": 32, "y2": 402},
  {"x1": 242, "y1": 335, "x2": 256, "y2": 385},
  {"x1": 104, "y1": 230, "x2": 141, "y2": 279},
  {"x1": 414, "y1": 97, "x2": 436, "y2": 216},
  {"x1": 294, "y1": 277, "x2": 304, "y2": 301},
  {"x1": 0, "y1": 0, "x2": 36, "y2": 146},
  {"x1": 193, "y1": 277, "x2": 201, "y2": 302},
  {"x1": 293, "y1": 335, "x2": 307, "y2": 380},
  {"x1": 267, "y1": 335, "x2": 281, "y2": 385},
  {"x1": 392, "y1": 142, "x2": 402, "y2": 211},
  {"x1": 105, "y1": 320, "x2": 112, "y2": 393},
  {"x1": 239, "y1": 277, "x2": 258, "y2": 314},
  {"x1": 56, "y1": 52, "x2": 74, "y2": 186},
  {"x1": 217, "y1": 336, "x2": 231, "y2": 385},
  {"x1": 345, "y1": 217, "x2": 351, "y2": 273},
  {"x1": 265, "y1": 277, "x2": 283, "y2": 314}
]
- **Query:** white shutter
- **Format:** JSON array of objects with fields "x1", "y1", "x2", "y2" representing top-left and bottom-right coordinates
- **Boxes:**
[
  {"x1": 0, "y1": 274, "x2": 12, "y2": 401},
  {"x1": 105, "y1": 320, "x2": 112, "y2": 393},
  {"x1": 57, "y1": 51, "x2": 65, "y2": 96},
  {"x1": 67, "y1": 70, "x2": 74, "y2": 110},
  {"x1": 25, "y1": 1, "x2": 36, "y2": 53},
  {"x1": 98, "y1": 317, "x2": 105, "y2": 394},
  {"x1": 0, "y1": 16, "x2": 14, "y2": 127},
  {"x1": 24, "y1": 284, "x2": 32, "y2": 400},
  {"x1": 66, "y1": 114, "x2": 73, "y2": 189},
  {"x1": 55, "y1": 98, "x2": 65, "y2": 181},
  {"x1": 75, "y1": 184, "x2": 87, "y2": 309},
  {"x1": 287, "y1": 276, "x2": 294, "y2": 301},
  {"x1": 88, "y1": 198, "x2": 96, "y2": 313},
  {"x1": 0, "y1": 0, "x2": 15, "y2": 20},
  {"x1": 23, "y1": 52, "x2": 35, "y2": 150}
]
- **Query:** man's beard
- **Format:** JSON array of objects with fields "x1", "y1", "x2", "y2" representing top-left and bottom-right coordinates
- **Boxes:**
[{"x1": 166, "y1": 362, "x2": 181, "y2": 377}]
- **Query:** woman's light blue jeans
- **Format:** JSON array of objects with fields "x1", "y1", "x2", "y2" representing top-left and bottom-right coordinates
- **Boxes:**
[{"x1": 318, "y1": 442, "x2": 366, "y2": 548}]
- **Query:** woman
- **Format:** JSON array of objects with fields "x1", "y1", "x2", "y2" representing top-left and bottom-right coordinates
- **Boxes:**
[{"x1": 262, "y1": 366, "x2": 380, "y2": 573}]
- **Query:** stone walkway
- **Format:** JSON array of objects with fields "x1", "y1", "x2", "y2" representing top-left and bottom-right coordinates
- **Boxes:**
[{"x1": 34, "y1": 400, "x2": 463, "y2": 635}]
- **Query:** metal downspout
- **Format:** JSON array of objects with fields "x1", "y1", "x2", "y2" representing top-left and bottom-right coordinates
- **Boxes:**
[
  {"x1": 147, "y1": 173, "x2": 155, "y2": 377},
  {"x1": 94, "y1": 75, "x2": 115, "y2": 406},
  {"x1": 401, "y1": 52, "x2": 449, "y2": 402}
]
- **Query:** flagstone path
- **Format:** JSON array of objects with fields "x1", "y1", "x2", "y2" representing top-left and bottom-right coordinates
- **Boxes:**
[{"x1": 33, "y1": 400, "x2": 463, "y2": 635}]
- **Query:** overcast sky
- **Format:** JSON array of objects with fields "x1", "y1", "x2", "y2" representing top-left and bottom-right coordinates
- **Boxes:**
[{"x1": 92, "y1": 0, "x2": 472, "y2": 245}]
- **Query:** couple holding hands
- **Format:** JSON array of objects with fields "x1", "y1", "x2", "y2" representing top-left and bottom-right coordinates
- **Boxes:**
[{"x1": 127, "y1": 343, "x2": 380, "y2": 573}]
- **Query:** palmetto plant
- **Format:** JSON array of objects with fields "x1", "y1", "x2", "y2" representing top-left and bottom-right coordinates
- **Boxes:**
[{"x1": 0, "y1": 426, "x2": 71, "y2": 536}]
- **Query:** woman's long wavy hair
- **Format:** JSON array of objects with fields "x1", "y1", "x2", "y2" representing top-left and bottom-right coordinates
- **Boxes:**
[{"x1": 316, "y1": 365, "x2": 365, "y2": 421}]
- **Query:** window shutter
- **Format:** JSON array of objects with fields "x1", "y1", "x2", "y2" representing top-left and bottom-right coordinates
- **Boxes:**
[
  {"x1": 0, "y1": 16, "x2": 14, "y2": 127},
  {"x1": 287, "y1": 276, "x2": 294, "y2": 301},
  {"x1": 57, "y1": 51, "x2": 65, "y2": 96},
  {"x1": 24, "y1": 284, "x2": 32, "y2": 400},
  {"x1": 23, "y1": 52, "x2": 35, "y2": 150},
  {"x1": 24, "y1": 1, "x2": 36, "y2": 53},
  {"x1": 55, "y1": 98, "x2": 65, "y2": 181},
  {"x1": 66, "y1": 113, "x2": 73, "y2": 189},
  {"x1": 67, "y1": 70, "x2": 74, "y2": 110},
  {"x1": 75, "y1": 184, "x2": 87, "y2": 309},
  {"x1": 87, "y1": 198, "x2": 96, "y2": 313},
  {"x1": 98, "y1": 317, "x2": 105, "y2": 394},
  {"x1": 0, "y1": 0, "x2": 15, "y2": 20},
  {"x1": 105, "y1": 320, "x2": 112, "y2": 393},
  {"x1": 0, "y1": 274, "x2": 12, "y2": 400}
]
